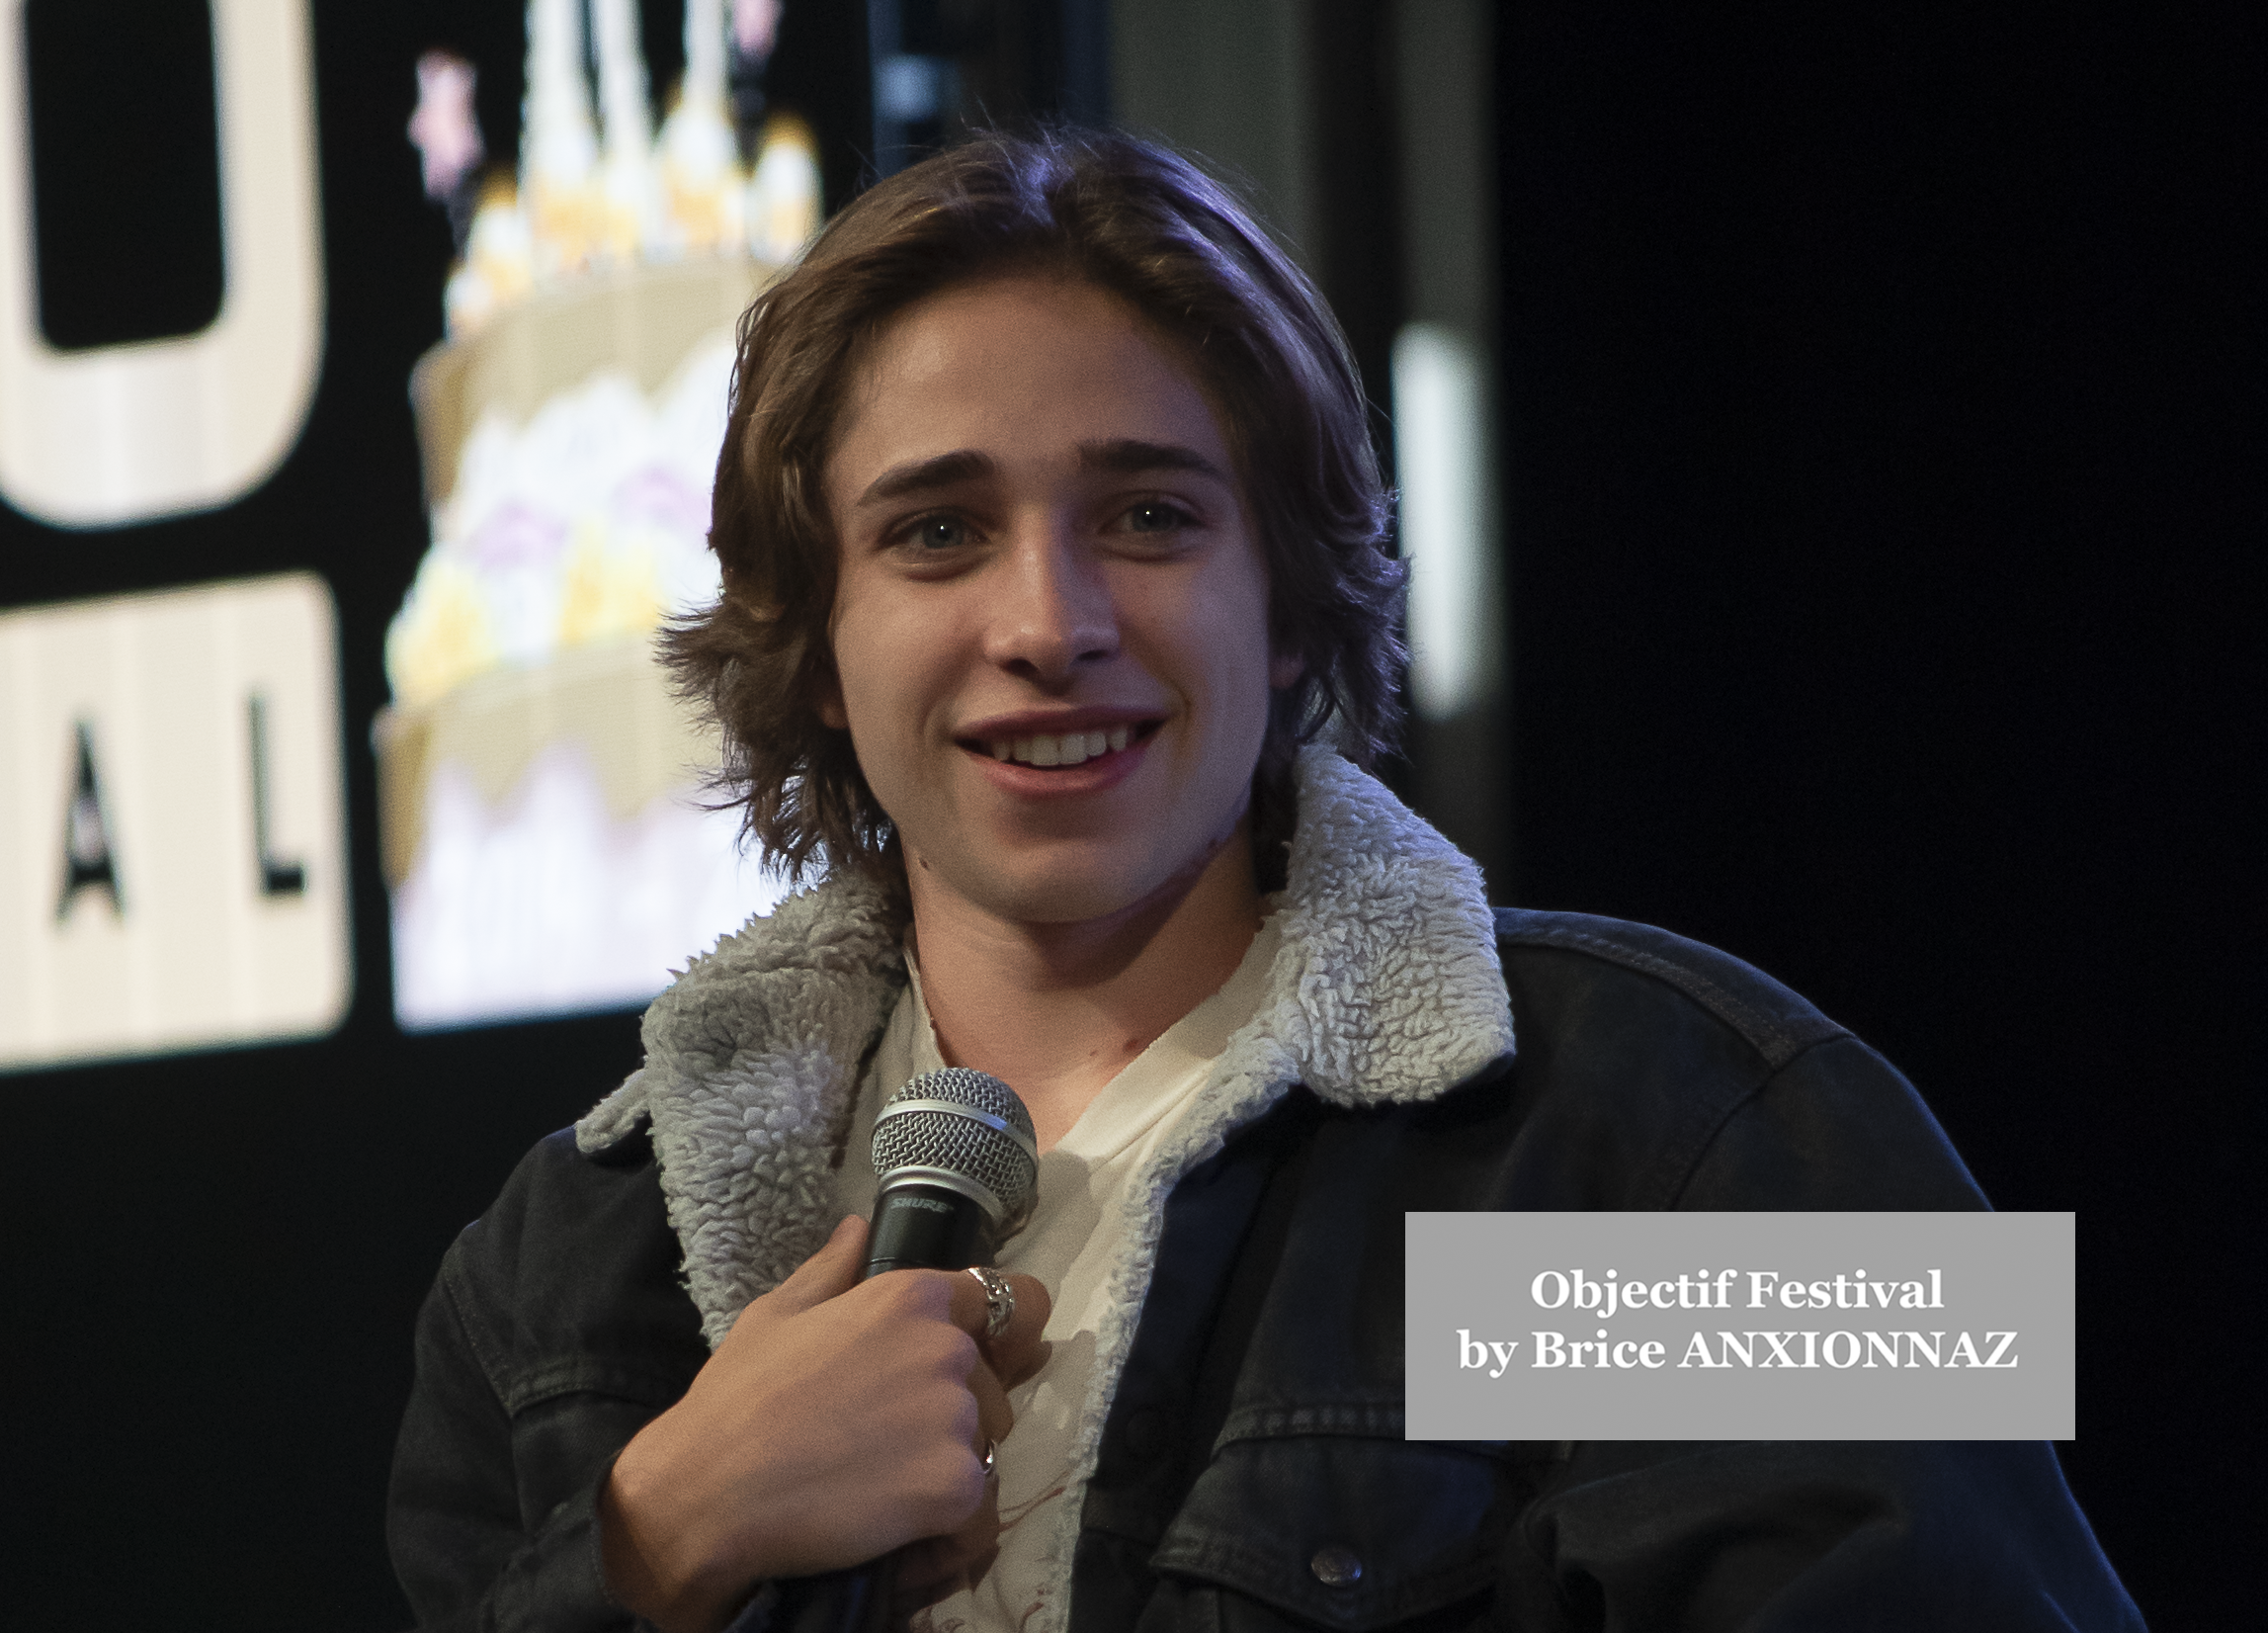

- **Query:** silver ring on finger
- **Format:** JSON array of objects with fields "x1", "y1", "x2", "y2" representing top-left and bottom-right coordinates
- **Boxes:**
[
  {"x1": 981, "y1": 1437, "x2": 999, "y2": 1480},
  {"x1": 966, "y1": 1264, "x2": 1014, "y2": 1340}
]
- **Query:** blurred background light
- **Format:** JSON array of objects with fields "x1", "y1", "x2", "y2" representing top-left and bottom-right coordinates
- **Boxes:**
[{"x1": 1393, "y1": 318, "x2": 1501, "y2": 722}]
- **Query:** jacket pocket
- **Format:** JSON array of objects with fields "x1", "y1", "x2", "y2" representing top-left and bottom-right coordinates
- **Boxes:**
[{"x1": 1146, "y1": 1433, "x2": 1510, "y2": 1629}]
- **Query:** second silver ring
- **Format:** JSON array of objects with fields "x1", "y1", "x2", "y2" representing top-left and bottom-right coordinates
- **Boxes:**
[{"x1": 966, "y1": 1264, "x2": 1015, "y2": 1340}]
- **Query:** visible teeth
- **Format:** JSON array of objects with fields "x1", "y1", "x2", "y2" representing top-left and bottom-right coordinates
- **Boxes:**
[{"x1": 987, "y1": 729, "x2": 1135, "y2": 767}]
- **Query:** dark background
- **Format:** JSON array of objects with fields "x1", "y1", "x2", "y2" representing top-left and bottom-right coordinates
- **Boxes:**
[
  {"x1": 1490, "y1": 7, "x2": 2254, "y2": 1628},
  {"x1": 2, "y1": 2, "x2": 2250, "y2": 1626}
]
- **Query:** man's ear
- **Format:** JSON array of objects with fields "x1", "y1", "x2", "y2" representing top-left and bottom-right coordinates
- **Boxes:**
[
  {"x1": 1269, "y1": 649, "x2": 1305, "y2": 690},
  {"x1": 815, "y1": 668, "x2": 849, "y2": 731}
]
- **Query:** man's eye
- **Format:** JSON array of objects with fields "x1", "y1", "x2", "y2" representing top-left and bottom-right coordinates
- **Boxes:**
[
  {"x1": 1124, "y1": 502, "x2": 1191, "y2": 534},
  {"x1": 910, "y1": 516, "x2": 967, "y2": 550}
]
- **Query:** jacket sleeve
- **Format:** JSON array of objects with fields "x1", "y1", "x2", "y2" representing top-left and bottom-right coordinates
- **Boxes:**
[
  {"x1": 1498, "y1": 1025, "x2": 2144, "y2": 1630},
  {"x1": 387, "y1": 1254, "x2": 648, "y2": 1632},
  {"x1": 386, "y1": 1127, "x2": 712, "y2": 1633},
  {"x1": 1500, "y1": 1438, "x2": 2143, "y2": 1632}
]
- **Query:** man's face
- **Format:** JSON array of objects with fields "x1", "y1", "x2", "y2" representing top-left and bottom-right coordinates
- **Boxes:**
[{"x1": 820, "y1": 274, "x2": 1292, "y2": 928}]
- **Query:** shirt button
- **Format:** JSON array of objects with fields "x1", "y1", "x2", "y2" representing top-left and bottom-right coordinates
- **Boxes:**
[{"x1": 1309, "y1": 1543, "x2": 1363, "y2": 1588}]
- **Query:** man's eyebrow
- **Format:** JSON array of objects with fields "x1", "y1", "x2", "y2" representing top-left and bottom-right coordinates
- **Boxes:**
[
  {"x1": 858, "y1": 450, "x2": 998, "y2": 504},
  {"x1": 1078, "y1": 439, "x2": 1230, "y2": 482}
]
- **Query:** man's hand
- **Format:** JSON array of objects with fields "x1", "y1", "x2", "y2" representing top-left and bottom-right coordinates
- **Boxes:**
[{"x1": 599, "y1": 1215, "x2": 1051, "y2": 1633}]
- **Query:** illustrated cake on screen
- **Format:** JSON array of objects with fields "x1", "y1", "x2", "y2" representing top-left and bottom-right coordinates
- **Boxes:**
[{"x1": 378, "y1": 0, "x2": 816, "y2": 1028}]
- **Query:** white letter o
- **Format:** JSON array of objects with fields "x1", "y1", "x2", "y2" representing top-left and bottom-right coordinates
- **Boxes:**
[{"x1": 0, "y1": 0, "x2": 323, "y2": 529}]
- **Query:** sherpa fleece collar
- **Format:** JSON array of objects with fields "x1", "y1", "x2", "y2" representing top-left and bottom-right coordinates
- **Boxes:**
[{"x1": 576, "y1": 746, "x2": 1514, "y2": 1350}]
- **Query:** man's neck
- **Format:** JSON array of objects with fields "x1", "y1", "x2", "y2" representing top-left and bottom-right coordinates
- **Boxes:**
[{"x1": 904, "y1": 833, "x2": 1264, "y2": 1152}]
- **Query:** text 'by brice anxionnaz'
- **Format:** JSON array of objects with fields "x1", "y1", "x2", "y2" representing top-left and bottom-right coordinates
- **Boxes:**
[{"x1": 1454, "y1": 1266, "x2": 2022, "y2": 1376}]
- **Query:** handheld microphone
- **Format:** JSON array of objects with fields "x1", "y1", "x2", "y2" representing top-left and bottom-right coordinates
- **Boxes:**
[
  {"x1": 862, "y1": 1067, "x2": 1039, "y2": 1278},
  {"x1": 780, "y1": 1068, "x2": 1039, "y2": 1633}
]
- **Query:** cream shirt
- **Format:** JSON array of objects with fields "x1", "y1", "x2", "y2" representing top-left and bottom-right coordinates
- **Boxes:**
[{"x1": 829, "y1": 914, "x2": 1283, "y2": 1631}]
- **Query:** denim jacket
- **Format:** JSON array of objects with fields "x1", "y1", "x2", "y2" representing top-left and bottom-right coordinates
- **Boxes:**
[{"x1": 388, "y1": 752, "x2": 2141, "y2": 1631}]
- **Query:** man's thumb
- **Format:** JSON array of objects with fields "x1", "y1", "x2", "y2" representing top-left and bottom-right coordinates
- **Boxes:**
[{"x1": 765, "y1": 1212, "x2": 868, "y2": 1315}]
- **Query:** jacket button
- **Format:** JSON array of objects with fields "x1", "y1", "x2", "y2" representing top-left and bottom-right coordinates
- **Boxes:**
[{"x1": 1309, "y1": 1543, "x2": 1363, "y2": 1588}]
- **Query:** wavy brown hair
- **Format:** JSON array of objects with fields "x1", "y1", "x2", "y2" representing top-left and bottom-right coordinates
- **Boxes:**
[{"x1": 671, "y1": 127, "x2": 1403, "y2": 886}]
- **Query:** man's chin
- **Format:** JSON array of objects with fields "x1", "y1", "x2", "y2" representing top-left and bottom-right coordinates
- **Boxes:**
[
  {"x1": 980, "y1": 873, "x2": 1158, "y2": 930},
  {"x1": 912, "y1": 848, "x2": 1178, "y2": 932}
]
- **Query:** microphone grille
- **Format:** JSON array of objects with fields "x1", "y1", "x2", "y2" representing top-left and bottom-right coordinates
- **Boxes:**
[{"x1": 872, "y1": 1068, "x2": 1039, "y2": 1223}]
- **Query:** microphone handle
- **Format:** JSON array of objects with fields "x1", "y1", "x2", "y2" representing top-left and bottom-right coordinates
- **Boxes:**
[
  {"x1": 779, "y1": 1180, "x2": 999, "y2": 1632},
  {"x1": 862, "y1": 1179, "x2": 993, "y2": 1278}
]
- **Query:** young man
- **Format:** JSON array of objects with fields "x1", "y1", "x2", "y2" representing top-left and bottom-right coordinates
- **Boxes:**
[{"x1": 388, "y1": 131, "x2": 2139, "y2": 1633}]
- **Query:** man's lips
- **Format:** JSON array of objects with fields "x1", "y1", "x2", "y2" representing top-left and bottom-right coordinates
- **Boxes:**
[{"x1": 951, "y1": 716, "x2": 1161, "y2": 801}]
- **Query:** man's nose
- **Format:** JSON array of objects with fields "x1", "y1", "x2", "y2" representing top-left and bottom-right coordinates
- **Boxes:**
[{"x1": 981, "y1": 527, "x2": 1119, "y2": 684}]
